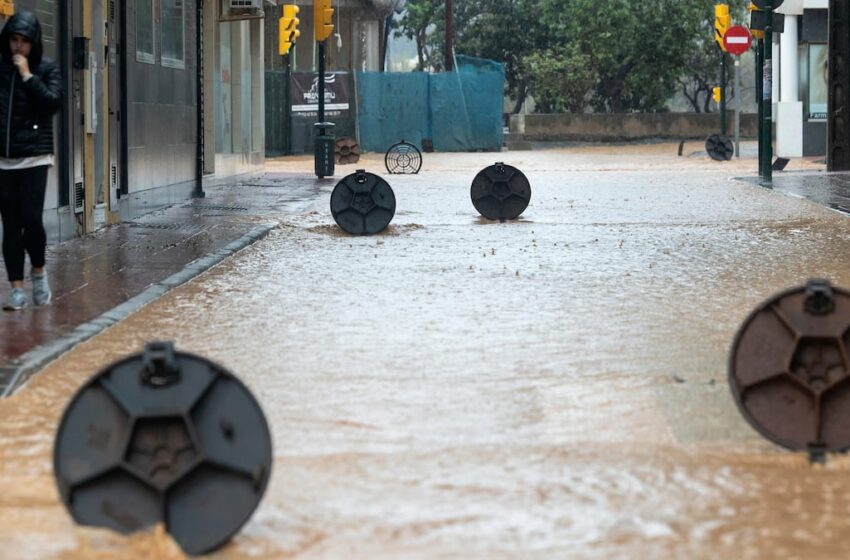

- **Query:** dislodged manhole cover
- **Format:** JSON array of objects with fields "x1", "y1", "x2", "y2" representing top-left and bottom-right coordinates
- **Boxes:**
[
  {"x1": 729, "y1": 280, "x2": 850, "y2": 454},
  {"x1": 330, "y1": 169, "x2": 396, "y2": 235},
  {"x1": 385, "y1": 140, "x2": 422, "y2": 174},
  {"x1": 470, "y1": 162, "x2": 531, "y2": 221},
  {"x1": 705, "y1": 134, "x2": 733, "y2": 162},
  {"x1": 53, "y1": 342, "x2": 272, "y2": 555}
]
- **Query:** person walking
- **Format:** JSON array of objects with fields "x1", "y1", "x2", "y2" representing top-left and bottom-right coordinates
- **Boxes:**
[{"x1": 0, "y1": 12, "x2": 61, "y2": 310}]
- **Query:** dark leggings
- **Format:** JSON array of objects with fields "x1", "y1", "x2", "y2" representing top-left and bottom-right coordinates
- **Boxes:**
[{"x1": 0, "y1": 166, "x2": 49, "y2": 283}]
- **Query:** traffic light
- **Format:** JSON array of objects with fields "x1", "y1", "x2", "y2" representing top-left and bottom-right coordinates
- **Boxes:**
[
  {"x1": 715, "y1": 4, "x2": 732, "y2": 51},
  {"x1": 279, "y1": 4, "x2": 300, "y2": 56},
  {"x1": 749, "y1": 2, "x2": 784, "y2": 38},
  {"x1": 0, "y1": 0, "x2": 14, "y2": 17},
  {"x1": 747, "y1": 4, "x2": 764, "y2": 39},
  {"x1": 314, "y1": 0, "x2": 334, "y2": 42},
  {"x1": 712, "y1": 86, "x2": 722, "y2": 103}
]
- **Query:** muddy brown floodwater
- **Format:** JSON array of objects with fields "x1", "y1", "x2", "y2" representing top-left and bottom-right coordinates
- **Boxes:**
[{"x1": 3, "y1": 144, "x2": 850, "y2": 559}]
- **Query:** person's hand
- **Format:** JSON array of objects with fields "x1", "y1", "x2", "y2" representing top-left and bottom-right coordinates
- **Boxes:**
[{"x1": 12, "y1": 54, "x2": 30, "y2": 78}]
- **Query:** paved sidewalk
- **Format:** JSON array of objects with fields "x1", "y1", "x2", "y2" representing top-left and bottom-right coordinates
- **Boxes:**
[
  {"x1": 754, "y1": 170, "x2": 850, "y2": 214},
  {"x1": 0, "y1": 172, "x2": 322, "y2": 395}
]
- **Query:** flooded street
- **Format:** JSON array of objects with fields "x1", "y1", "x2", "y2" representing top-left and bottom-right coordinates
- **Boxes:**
[{"x1": 3, "y1": 144, "x2": 850, "y2": 558}]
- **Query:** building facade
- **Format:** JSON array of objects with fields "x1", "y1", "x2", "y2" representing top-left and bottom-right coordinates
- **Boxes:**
[
  {"x1": 263, "y1": 0, "x2": 386, "y2": 155},
  {"x1": 775, "y1": 0, "x2": 828, "y2": 157},
  {"x1": 1, "y1": 0, "x2": 265, "y2": 243}
]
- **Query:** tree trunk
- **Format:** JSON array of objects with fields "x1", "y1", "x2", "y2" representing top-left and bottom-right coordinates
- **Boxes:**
[
  {"x1": 679, "y1": 78, "x2": 701, "y2": 113},
  {"x1": 416, "y1": 29, "x2": 426, "y2": 71},
  {"x1": 512, "y1": 82, "x2": 528, "y2": 114}
]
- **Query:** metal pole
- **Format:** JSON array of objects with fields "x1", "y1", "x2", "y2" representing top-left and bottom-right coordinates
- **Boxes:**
[
  {"x1": 763, "y1": 2, "x2": 773, "y2": 181},
  {"x1": 445, "y1": 0, "x2": 453, "y2": 71},
  {"x1": 194, "y1": 0, "x2": 206, "y2": 198},
  {"x1": 285, "y1": 53, "x2": 292, "y2": 155},
  {"x1": 720, "y1": 52, "x2": 727, "y2": 136},
  {"x1": 757, "y1": 39, "x2": 764, "y2": 176},
  {"x1": 735, "y1": 58, "x2": 741, "y2": 158},
  {"x1": 828, "y1": 0, "x2": 850, "y2": 171},
  {"x1": 318, "y1": 40, "x2": 325, "y2": 133}
]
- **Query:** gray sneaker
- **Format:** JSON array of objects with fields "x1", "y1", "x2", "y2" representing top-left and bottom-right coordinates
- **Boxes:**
[
  {"x1": 3, "y1": 288, "x2": 27, "y2": 310},
  {"x1": 31, "y1": 271, "x2": 51, "y2": 306}
]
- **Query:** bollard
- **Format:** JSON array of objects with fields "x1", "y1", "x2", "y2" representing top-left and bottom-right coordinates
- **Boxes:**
[
  {"x1": 470, "y1": 162, "x2": 531, "y2": 222},
  {"x1": 385, "y1": 140, "x2": 422, "y2": 174},
  {"x1": 330, "y1": 169, "x2": 397, "y2": 235},
  {"x1": 53, "y1": 341, "x2": 273, "y2": 555},
  {"x1": 729, "y1": 279, "x2": 850, "y2": 461}
]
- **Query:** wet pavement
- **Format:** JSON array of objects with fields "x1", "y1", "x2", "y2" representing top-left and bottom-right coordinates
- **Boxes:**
[
  {"x1": 4, "y1": 144, "x2": 850, "y2": 558},
  {"x1": 752, "y1": 171, "x2": 850, "y2": 215},
  {"x1": 0, "y1": 177, "x2": 321, "y2": 394}
]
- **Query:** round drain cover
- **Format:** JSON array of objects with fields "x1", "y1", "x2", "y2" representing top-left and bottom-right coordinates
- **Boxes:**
[
  {"x1": 729, "y1": 280, "x2": 850, "y2": 453},
  {"x1": 330, "y1": 169, "x2": 396, "y2": 235},
  {"x1": 470, "y1": 162, "x2": 531, "y2": 221},
  {"x1": 705, "y1": 134, "x2": 734, "y2": 161},
  {"x1": 385, "y1": 140, "x2": 422, "y2": 174},
  {"x1": 53, "y1": 342, "x2": 272, "y2": 555}
]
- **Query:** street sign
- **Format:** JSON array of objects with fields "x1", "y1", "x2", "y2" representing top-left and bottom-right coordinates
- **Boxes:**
[{"x1": 723, "y1": 25, "x2": 752, "y2": 56}]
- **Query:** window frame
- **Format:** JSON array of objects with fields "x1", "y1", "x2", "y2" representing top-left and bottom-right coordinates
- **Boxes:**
[
  {"x1": 160, "y1": 0, "x2": 186, "y2": 70},
  {"x1": 135, "y1": 0, "x2": 155, "y2": 64}
]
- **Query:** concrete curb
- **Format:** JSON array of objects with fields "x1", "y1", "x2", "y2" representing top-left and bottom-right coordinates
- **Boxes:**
[{"x1": 0, "y1": 223, "x2": 276, "y2": 398}]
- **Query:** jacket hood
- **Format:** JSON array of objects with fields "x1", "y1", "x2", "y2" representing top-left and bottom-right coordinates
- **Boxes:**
[{"x1": 0, "y1": 12, "x2": 43, "y2": 67}]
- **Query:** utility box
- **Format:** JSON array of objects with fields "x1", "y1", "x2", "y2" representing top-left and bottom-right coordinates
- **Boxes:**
[{"x1": 314, "y1": 123, "x2": 335, "y2": 178}]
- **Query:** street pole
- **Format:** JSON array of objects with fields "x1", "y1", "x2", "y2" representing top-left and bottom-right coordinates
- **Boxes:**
[
  {"x1": 756, "y1": 39, "x2": 764, "y2": 176},
  {"x1": 828, "y1": 0, "x2": 850, "y2": 171},
  {"x1": 445, "y1": 0, "x2": 453, "y2": 71},
  {"x1": 318, "y1": 40, "x2": 325, "y2": 127},
  {"x1": 735, "y1": 59, "x2": 741, "y2": 158},
  {"x1": 720, "y1": 52, "x2": 727, "y2": 136},
  {"x1": 762, "y1": 1, "x2": 774, "y2": 182},
  {"x1": 194, "y1": 0, "x2": 206, "y2": 198}
]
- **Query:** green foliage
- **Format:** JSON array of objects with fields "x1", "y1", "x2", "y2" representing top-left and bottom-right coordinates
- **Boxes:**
[
  {"x1": 525, "y1": 45, "x2": 595, "y2": 113},
  {"x1": 393, "y1": 0, "x2": 443, "y2": 71},
  {"x1": 677, "y1": 0, "x2": 750, "y2": 113},
  {"x1": 396, "y1": 0, "x2": 754, "y2": 113}
]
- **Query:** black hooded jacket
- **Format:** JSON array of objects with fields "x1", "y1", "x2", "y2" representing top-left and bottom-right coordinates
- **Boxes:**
[{"x1": 0, "y1": 12, "x2": 61, "y2": 158}]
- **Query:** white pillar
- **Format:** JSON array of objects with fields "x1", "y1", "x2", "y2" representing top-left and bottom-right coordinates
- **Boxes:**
[
  {"x1": 776, "y1": 15, "x2": 803, "y2": 158},
  {"x1": 780, "y1": 15, "x2": 799, "y2": 102}
]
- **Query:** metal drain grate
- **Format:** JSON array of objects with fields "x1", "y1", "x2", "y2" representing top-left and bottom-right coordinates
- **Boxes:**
[
  {"x1": 183, "y1": 203, "x2": 249, "y2": 212},
  {"x1": 127, "y1": 222, "x2": 204, "y2": 232}
]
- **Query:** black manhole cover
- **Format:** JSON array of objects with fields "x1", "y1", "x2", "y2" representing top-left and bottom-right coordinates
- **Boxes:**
[
  {"x1": 729, "y1": 280, "x2": 850, "y2": 456},
  {"x1": 470, "y1": 162, "x2": 531, "y2": 221},
  {"x1": 330, "y1": 169, "x2": 396, "y2": 235},
  {"x1": 385, "y1": 140, "x2": 422, "y2": 174},
  {"x1": 705, "y1": 134, "x2": 734, "y2": 161},
  {"x1": 53, "y1": 341, "x2": 272, "y2": 555}
]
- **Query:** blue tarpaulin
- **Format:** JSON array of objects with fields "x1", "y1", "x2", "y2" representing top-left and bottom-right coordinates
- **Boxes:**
[{"x1": 356, "y1": 55, "x2": 505, "y2": 153}]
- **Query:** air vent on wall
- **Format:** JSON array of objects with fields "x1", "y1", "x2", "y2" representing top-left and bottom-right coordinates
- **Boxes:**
[
  {"x1": 223, "y1": 0, "x2": 264, "y2": 20},
  {"x1": 73, "y1": 180, "x2": 84, "y2": 214}
]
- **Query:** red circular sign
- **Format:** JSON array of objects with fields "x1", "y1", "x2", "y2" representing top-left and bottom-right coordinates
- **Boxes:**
[{"x1": 723, "y1": 25, "x2": 752, "y2": 56}]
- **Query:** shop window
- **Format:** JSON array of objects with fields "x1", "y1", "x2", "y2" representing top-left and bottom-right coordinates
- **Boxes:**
[
  {"x1": 808, "y1": 44, "x2": 828, "y2": 121},
  {"x1": 136, "y1": 0, "x2": 155, "y2": 63},
  {"x1": 161, "y1": 0, "x2": 185, "y2": 69}
]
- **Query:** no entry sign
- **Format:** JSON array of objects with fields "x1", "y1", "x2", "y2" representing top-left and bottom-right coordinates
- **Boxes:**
[{"x1": 723, "y1": 25, "x2": 752, "y2": 56}]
